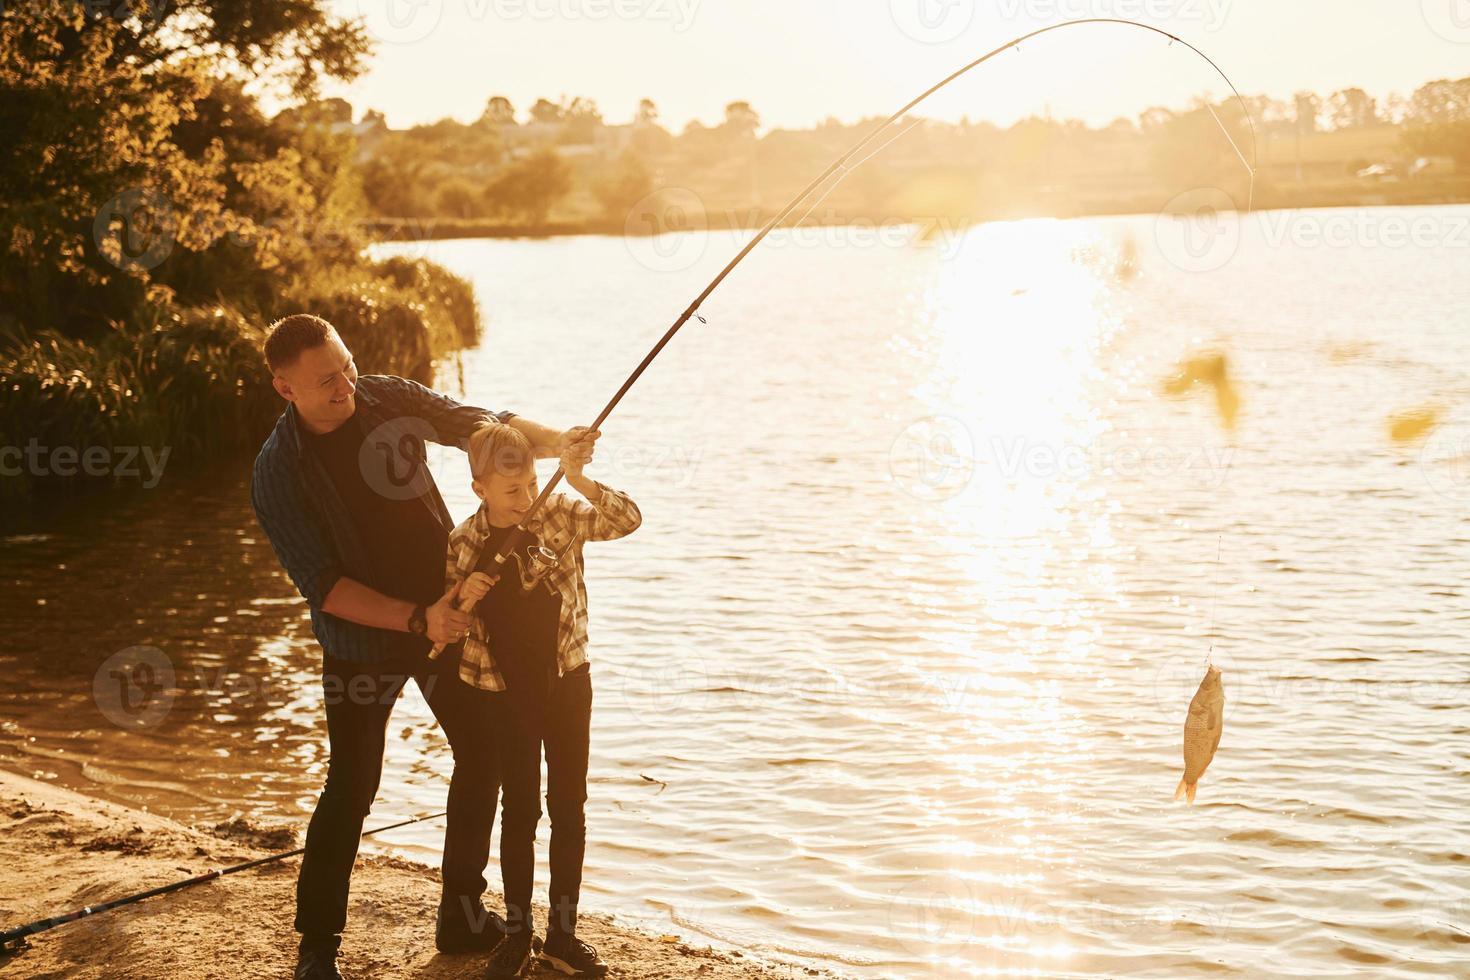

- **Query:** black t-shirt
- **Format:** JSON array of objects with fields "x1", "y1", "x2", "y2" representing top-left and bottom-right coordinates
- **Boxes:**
[
  {"x1": 302, "y1": 408, "x2": 447, "y2": 656},
  {"x1": 474, "y1": 522, "x2": 562, "y2": 700}
]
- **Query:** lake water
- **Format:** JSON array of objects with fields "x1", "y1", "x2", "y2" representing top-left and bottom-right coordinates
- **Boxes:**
[{"x1": 4, "y1": 206, "x2": 1470, "y2": 978}]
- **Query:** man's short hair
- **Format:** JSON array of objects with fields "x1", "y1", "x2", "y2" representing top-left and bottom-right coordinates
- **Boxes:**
[
  {"x1": 263, "y1": 314, "x2": 336, "y2": 374},
  {"x1": 469, "y1": 422, "x2": 536, "y2": 481}
]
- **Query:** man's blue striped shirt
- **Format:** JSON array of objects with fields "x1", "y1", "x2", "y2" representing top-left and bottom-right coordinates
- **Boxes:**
[{"x1": 250, "y1": 374, "x2": 512, "y2": 663}]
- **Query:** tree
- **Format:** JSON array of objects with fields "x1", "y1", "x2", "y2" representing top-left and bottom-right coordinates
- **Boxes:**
[
  {"x1": 1139, "y1": 107, "x2": 1175, "y2": 132},
  {"x1": 1380, "y1": 92, "x2": 1410, "y2": 126},
  {"x1": 481, "y1": 96, "x2": 516, "y2": 126},
  {"x1": 360, "y1": 149, "x2": 431, "y2": 217},
  {"x1": 272, "y1": 96, "x2": 354, "y2": 129},
  {"x1": 678, "y1": 119, "x2": 726, "y2": 167},
  {"x1": 435, "y1": 178, "x2": 482, "y2": 219},
  {"x1": 1242, "y1": 95, "x2": 1290, "y2": 128},
  {"x1": 560, "y1": 96, "x2": 602, "y2": 144},
  {"x1": 1404, "y1": 76, "x2": 1470, "y2": 124},
  {"x1": 1402, "y1": 76, "x2": 1470, "y2": 167},
  {"x1": 530, "y1": 98, "x2": 563, "y2": 124},
  {"x1": 0, "y1": 1, "x2": 370, "y2": 334},
  {"x1": 1146, "y1": 101, "x2": 1253, "y2": 186},
  {"x1": 723, "y1": 100, "x2": 760, "y2": 138},
  {"x1": 632, "y1": 99, "x2": 673, "y2": 157},
  {"x1": 1293, "y1": 91, "x2": 1321, "y2": 133},
  {"x1": 483, "y1": 149, "x2": 572, "y2": 225},
  {"x1": 1327, "y1": 88, "x2": 1378, "y2": 130},
  {"x1": 591, "y1": 152, "x2": 654, "y2": 222}
]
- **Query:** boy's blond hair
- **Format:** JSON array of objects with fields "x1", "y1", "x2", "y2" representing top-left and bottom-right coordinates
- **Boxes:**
[{"x1": 468, "y1": 422, "x2": 536, "y2": 481}]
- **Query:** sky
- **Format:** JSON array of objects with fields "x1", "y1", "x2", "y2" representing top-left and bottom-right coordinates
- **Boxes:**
[{"x1": 316, "y1": 0, "x2": 1470, "y2": 131}]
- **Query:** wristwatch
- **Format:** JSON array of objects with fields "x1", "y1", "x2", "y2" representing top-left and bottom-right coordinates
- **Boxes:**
[{"x1": 407, "y1": 603, "x2": 428, "y2": 636}]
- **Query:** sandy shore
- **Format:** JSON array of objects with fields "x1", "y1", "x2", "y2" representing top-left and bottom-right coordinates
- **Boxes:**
[{"x1": 0, "y1": 770, "x2": 814, "y2": 980}]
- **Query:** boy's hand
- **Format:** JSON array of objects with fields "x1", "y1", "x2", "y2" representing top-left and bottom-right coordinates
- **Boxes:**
[
  {"x1": 559, "y1": 427, "x2": 600, "y2": 479},
  {"x1": 461, "y1": 570, "x2": 500, "y2": 605}
]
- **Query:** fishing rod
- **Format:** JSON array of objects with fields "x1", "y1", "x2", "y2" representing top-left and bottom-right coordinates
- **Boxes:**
[
  {"x1": 0, "y1": 810, "x2": 447, "y2": 955},
  {"x1": 431, "y1": 17, "x2": 1259, "y2": 654}
]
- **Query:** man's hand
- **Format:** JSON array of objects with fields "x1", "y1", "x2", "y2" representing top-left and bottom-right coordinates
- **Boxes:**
[
  {"x1": 557, "y1": 427, "x2": 600, "y2": 477},
  {"x1": 426, "y1": 581, "x2": 474, "y2": 646},
  {"x1": 461, "y1": 570, "x2": 500, "y2": 605}
]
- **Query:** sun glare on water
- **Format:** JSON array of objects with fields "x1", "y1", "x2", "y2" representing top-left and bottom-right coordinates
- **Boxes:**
[{"x1": 882, "y1": 217, "x2": 1136, "y2": 974}]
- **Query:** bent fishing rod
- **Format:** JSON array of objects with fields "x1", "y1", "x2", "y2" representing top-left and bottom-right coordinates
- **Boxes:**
[
  {"x1": 0, "y1": 810, "x2": 446, "y2": 955},
  {"x1": 430, "y1": 17, "x2": 1258, "y2": 655}
]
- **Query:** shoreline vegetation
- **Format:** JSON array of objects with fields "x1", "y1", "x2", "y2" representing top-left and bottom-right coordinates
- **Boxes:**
[
  {"x1": 350, "y1": 82, "x2": 1470, "y2": 240},
  {"x1": 363, "y1": 173, "x2": 1470, "y2": 243},
  {"x1": 0, "y1": 768, "x2": 817, "y2": 980},
  {"x1": 3, "y1": 1, "x2": 1468, "y2": 526},
  {"x1": 0, "y1": 5, "x2": 489, "y2": 527}
]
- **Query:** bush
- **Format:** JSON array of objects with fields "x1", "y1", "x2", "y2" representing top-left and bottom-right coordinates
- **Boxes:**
[
  {"x1": 0, "y1": 303, "x2": 279, "y2": 521},
  {"x1": 130, "y1": 305, "x2": 279, "y2": 458},
  {"x1": 276, "y1": 259, "x2": 480, "y2": 383},
  {"x1": 290, "y1": 281, "x2": 432, "y2": 383},
  {"x1": 372, "y1": 255, "x2": 481, "y2": 347},
  {"x1": 484, "y1": 149, "x2": 573, "y2": 225}
]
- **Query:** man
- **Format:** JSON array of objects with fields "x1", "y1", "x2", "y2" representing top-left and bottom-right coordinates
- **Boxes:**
[{"x1": 249, "y1": 314, "x2": 598, "y2": 980}]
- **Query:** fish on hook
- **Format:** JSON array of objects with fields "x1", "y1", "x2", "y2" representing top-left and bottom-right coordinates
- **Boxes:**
[{"x1": 1175, "y1": 663, "x2": 1224, "y2": 804}]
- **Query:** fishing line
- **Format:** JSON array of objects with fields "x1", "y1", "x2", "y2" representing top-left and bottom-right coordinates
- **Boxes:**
[
  {"x1": 1201, "y1": 435, "x2": 1239, "y2": 666},
  {"x1": 783, "y1": 117, "x2": 925, "y2": 232},
  {"x1": 1204, "y1": 531, "x2": 1223, "y2": 666},
  {"x1": 792, "y1": 53, "x2": 1257, "y2": 235},
  {"x1": 1202, "y1": 99, "x2": 1257, "y2": 210},
  {"x1": 433, "y1": 17, "x2": 1262, "y2": 656}
]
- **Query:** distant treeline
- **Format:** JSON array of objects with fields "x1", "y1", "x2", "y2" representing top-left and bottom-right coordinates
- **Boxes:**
[{"x1": 347, "y1": 81, "x2": 1470, "y2": 230}]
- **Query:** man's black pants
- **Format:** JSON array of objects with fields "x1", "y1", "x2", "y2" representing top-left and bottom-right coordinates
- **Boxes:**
[
  {"x1": 493, "y1": 662, "x2": 593, "y2": 940},
  {"x1": 294, "y1": 645, "x2": 497, "y2": 939}
]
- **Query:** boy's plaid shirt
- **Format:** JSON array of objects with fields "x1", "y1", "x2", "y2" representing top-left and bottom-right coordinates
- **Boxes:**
[{"x1": 445, "y1": 481, "x2": 641, "y2": 691}]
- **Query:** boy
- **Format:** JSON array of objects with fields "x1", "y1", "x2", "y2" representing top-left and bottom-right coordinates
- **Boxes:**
[{"x1": 445, "y1": 421, "x2": 641, "y2": 978}]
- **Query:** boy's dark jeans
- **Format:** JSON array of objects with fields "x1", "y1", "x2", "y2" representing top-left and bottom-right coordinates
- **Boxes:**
[
  {"x1": 294, "y1": 645, "x2": 498, "y2": 939},
  {"x1": 494, "y1": 662, "x2": 593, "y2": 939}
]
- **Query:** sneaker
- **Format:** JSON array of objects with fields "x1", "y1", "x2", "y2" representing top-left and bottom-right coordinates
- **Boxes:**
[
  {"x1": 538, "y1": 932, "x2": 608, "y2": 978},
  {"x1": 294, "y1": 935, "x2": 348, "y2": 980},
  {"x1": 436, "y1": 901, "x2": 508, "y2": 954},
  {"x1": 485, "y1": 929, "x2": 536, "y2": 978}
]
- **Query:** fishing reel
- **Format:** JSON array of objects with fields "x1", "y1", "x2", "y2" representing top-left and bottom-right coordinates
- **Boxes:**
[
  {"x1": 431, "y1": 535, "x2": 563, "y2": 662},
  {"x1": 509, "y1": 538, "x2": 562, "y2": 594},
  {"x1": 516, "y1": 543, "x2": 561, "y2": 593}
]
